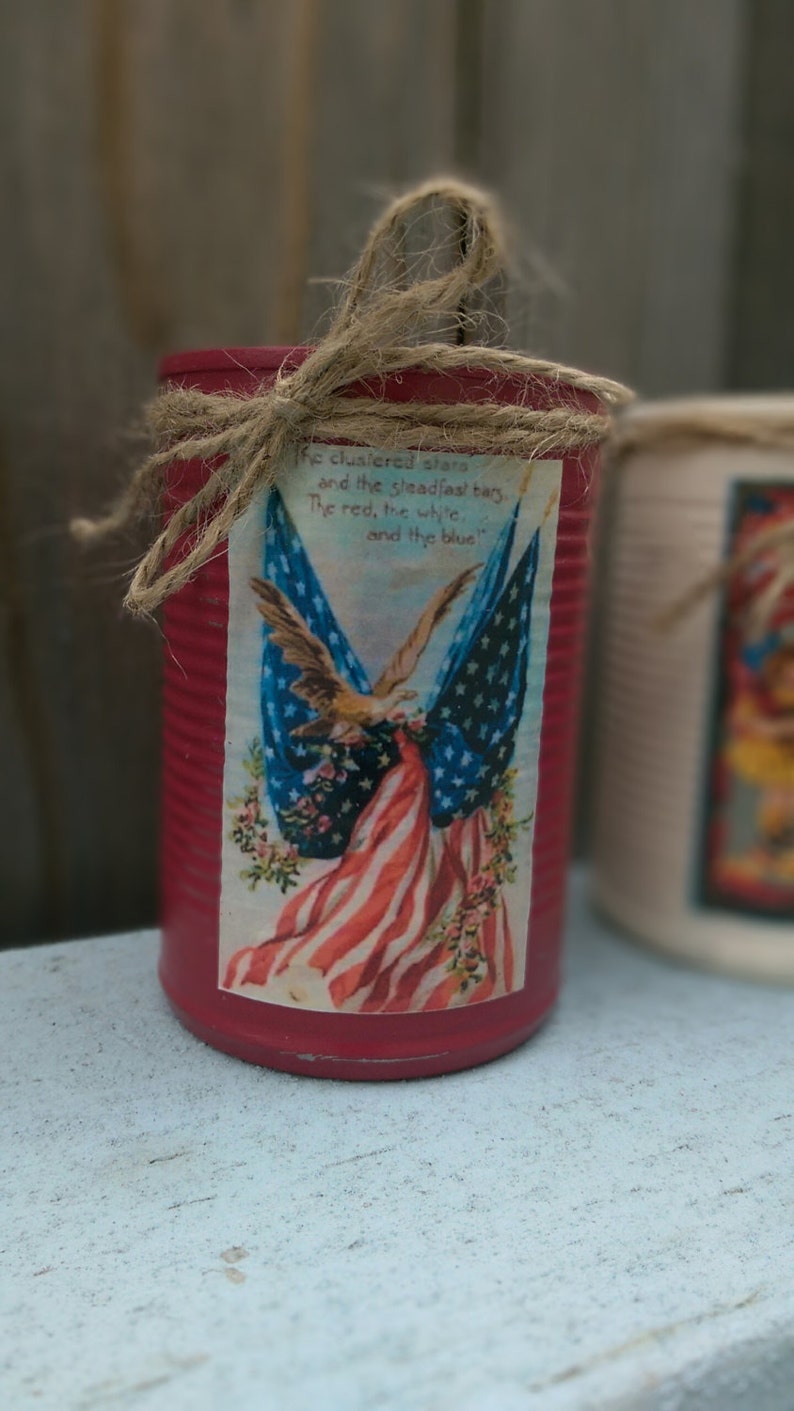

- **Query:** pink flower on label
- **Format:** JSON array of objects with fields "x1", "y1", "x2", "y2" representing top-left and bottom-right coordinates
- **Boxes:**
[
  {"x1": 238, "y1": 802, "x2": 258, "y2": 827},
  {"x1": 316, "y1": 760, "x2": 336, "y2": 780},
  {"x1": 302, "y1": 765, "x2": 320, "y2": 785},
  {"x1": 316, "y1": 814, "x2": 332, "y2": 833},
  {"x1": 256, "y1": 839, "x2": 270, "y2": 858}
]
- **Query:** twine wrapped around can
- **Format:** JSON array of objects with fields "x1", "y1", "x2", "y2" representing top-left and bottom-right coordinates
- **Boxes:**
[
  {"x1": 82, "y1": 178, "x2": 629, "y2": 1077},
  {"x1": 74, "y1": 178, "x2": 627, "y2": 616},
  {"x1": 593, "y1": 394, "x2": 794, "y2": 982}
]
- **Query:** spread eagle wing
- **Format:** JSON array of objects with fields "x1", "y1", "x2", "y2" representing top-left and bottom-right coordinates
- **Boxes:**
[
  {"x1": 372, "y1": 563, "x2": 481, "y2": 699},
  {"x1": 250, "y1": 577, "x2": 351, "y2": 717}
]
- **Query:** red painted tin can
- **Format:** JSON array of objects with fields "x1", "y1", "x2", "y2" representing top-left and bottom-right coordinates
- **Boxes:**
[{"x1": 158, "y1": 346, "x2": 602, "y2": 1078}]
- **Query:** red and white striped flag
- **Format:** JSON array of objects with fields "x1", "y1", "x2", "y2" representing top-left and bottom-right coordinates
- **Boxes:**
[{"x1": 224, "y1": 734, "x2": 514, "y2": 1012}]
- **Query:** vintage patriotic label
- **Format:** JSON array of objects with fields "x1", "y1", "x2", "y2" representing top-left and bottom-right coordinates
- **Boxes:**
[
  {"x1": 699, "y1": 480, "x2": 794, "y2": 916},
  {"x1": 219, "y1": 445, "x2": 561, "y2": 1012}
]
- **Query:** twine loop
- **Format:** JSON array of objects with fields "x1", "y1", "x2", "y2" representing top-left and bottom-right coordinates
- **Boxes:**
[
  {"x1": 615, "y1": 400, "x2": 794, "y2": 636},
  {"x1": 74, "y1": 177, "x2": 631, "y2": 615},
  {"x1": 658, "y1": 517, "x2": 794, "y2": 638},
  {"x1": 270, "y1": 389, "x2": 312, "y2": 428}
]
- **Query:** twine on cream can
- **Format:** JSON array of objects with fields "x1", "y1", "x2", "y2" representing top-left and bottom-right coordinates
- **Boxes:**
[{"x1": 592, "y1": 395, "x2": 794, "y2": 982}]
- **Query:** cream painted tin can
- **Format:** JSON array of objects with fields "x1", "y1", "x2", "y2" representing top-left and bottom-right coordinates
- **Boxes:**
[{"x1": 592, "y1": 395, "x2": 794, "y2": 981}]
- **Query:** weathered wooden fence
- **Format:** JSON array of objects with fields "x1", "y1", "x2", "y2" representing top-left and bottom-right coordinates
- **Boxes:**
[{"x1": 1, "y1": 0, "x2": 791, "y2": 943}]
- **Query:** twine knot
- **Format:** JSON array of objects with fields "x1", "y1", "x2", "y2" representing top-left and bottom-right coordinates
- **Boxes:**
[
  {"x1": 73, "y1": 177, "x2": 631, "y2": 615},
  {"x1": 270, "y1": 387, "x2": 313, "y2": 429}
]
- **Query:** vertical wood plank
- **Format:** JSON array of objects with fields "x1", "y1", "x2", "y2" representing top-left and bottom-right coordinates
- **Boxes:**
[
  {"x1": 0, "y1": 1, "x2": 163, "y2": 943},
  {"x1": 729, "y1": 0, "x2": 794, "y2": 389},
  {"x1": 301, "y1": 0, "x2": 458, "y2": 337},
  {"x1": 480, "y1": 0, "x2": 747, "y2": 394},
  {"x1": 453, "y1": 0, "x2": 485, "y2": 174},
  {"x1": 271, "y1": 0, "x2": 323, "y2": 344}
]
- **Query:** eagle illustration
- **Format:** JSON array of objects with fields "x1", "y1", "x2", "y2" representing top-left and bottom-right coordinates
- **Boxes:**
[{"x1": 251, "y1": 565, "x2": 479, "y2": 743}]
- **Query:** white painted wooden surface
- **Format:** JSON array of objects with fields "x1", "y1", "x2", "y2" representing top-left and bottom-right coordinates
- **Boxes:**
[{"x1": 2, "y1": 872, "x2": 793, "y2": 1410}]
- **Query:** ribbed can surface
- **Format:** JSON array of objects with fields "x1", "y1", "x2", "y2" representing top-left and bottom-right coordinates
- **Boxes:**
[
  {"x1": 158, "y1": 346, "x2": 602, "y2": 1077},
  {"x1": 592, "y1": 395, "x2": 794, "y2": 982}
]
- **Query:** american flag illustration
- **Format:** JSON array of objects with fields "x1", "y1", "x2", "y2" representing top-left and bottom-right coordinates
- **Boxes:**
[
  {"x1": 224, "y1": 734, "x2": 513, "y2": 1010},
  {"x1": 224, "y1": 487, "x2": 544, "y2": 1011}
]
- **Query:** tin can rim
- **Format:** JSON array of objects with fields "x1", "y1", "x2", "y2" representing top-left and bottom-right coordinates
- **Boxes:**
[
  {"x1": 159, "y1": 345, "x2": 305, "y2": 378},
  {"x1": 157, "y1": 344, "x2": 602, "y2": 414}
]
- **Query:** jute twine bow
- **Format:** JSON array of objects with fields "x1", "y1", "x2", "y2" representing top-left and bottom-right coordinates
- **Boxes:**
[
  {"x1": 610, "y1": 403, "x2": 794, "y2": 635},
  {"x1": 73, "y1": 177, "x2": 631, "y2": 616}
]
